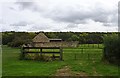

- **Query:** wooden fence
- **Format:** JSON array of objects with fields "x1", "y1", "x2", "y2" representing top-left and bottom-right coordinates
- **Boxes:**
[{"x1": 21, "y1": 47, "x2": 63, "y2": 60}]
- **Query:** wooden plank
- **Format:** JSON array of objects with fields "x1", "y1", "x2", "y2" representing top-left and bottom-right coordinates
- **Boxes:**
[
  {"x1": 23, "y1": 47, "x2": 61, "y2": 49},
  {"x1": 23, "y1": 52, "x2": 60, "y2": 54}
]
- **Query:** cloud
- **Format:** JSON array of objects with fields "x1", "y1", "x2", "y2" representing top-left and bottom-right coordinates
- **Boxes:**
[
  {"x1": 15, "y1": 1, "x2": 34, "y2": 9},
  {"x1": 10, "y1": 21, "x2": 29, "y2": 26},
  {"x1": 1, "y1": 0, "x2": 119, "y2": 32},
  {"x1": 32, "y1": 24, "x2": 50, "y2": 30},
  {"x1": 14, "y1": 0, "x2": 118, "y2": 26},
  {"x1": 67, "y1": 23, "x2": 78, "y2": 28},
  {"x1": 15, "y1": 0, "x2": 117, "y2": 25},
  {"x1": 15, "y1": 1, "x2": 44, "y2": 12},
  {"x1": 44, "y1": 3, "x2": 117, "y2": 27}
]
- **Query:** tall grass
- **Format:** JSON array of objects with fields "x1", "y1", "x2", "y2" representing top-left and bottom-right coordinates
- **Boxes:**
[{"x1": 103, "y1": 34, "x2": 120, "y2": 65}]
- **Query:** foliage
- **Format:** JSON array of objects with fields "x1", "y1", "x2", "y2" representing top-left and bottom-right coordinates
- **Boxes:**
[
  {"x1": 57, "y1": 32, "x2": 74, "y2": 41},
  {"x1": 2, "y1": 32, "x2": 15, "y2": 45},
  {"x1": 25, "y1": 54, "x2": 52, "y2": 61},
  {"x1": 103, "y1": 34, "x2": 120, "y2": 65},
  {"x1": 2, "y1": 32, "x2": 35, "y2": 47},
  {"x1": 68, "y1": 34, "x2": 79, "y2": 41}
]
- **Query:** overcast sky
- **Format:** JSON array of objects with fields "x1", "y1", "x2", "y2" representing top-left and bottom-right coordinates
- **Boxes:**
[{"x1": 0, "y1": 0, "x2": 119, "y2": 32}]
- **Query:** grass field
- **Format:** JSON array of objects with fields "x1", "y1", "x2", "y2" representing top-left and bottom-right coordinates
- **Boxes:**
[{"x1": 2, "y1": 44, "x2": 119, "y2": 77}]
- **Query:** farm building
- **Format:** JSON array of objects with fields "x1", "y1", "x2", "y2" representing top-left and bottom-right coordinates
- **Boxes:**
[
  {"x1": 25, "y1": 33, "x2": 79, "y2": 47},
  {"x1": 33, "y1": 33, "x2": 50, "y2": 43}
]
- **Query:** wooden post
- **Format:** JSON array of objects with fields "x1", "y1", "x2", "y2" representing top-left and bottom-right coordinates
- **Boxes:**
[
  {"x1": 75, "y1": 53, "x2": 76, "y2": 60},
  {"x1": 81, "y1": 48, "x2": 83, "y2": 54},
  {"x1": 40, "y1": 48, "x2": 42, "y2": 57},
  {"x1": 94, "y1": 54, "x2": 96, "y2": 60},
  {"x1": 103, "y1": 47, "x2": 106, "y2": 59},
  {"x1": 60, "y1": 47, "x2": 63, "y2": 60},
  {"x1": 88, "y1": 54, "x2": 90, "y2": 60},
  {"x1": 21, "y1": 47, "x2": 25, "y2": 59},
  {"x1": 40, "y1": 48, "x2": 42, "y2": 59},
  {"x1": 98, "y1": 44, "x2": 99, "y2": 48}
]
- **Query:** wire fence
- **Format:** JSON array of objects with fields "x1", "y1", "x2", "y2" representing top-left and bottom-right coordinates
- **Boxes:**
[
  {"x1": 63, "y1": 44, "x2": 104, "y2": 61},
  {"x1": 63, "y1": 51, "x2": 103, "y2": 61}
]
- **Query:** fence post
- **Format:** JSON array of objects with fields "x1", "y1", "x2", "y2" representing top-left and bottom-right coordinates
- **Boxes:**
[
  {"x1": 94, "y1": 54, "x2": 96, "y2": 60},
  {"x1": 75, "y1": 53, "x2": 76, "y2": 60},
  {"x1": 98, "y1": 44, "x2": 99, "y2": 48},
  {"x1": 103, "y1": 47, "x2": 106, "y2": 59},
  {"x1": 40, "y1": 48, "x2": 42, "y2": 57},
  {"x1": 21, "y1": 47, "x2": 25, "y2": 59},
  {"x1": 88, "y1": 54, "x2": 90, "y2": 60},
  {"x1": 81, "y1": 48, "x2": 83, "y2": 54},
  {"x1": 60, "y1": 47, "x2": 63, "y2": 60}
]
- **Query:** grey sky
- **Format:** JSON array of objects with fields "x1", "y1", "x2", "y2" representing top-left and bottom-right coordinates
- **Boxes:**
[{"x1": 0, "y1": 0, "x2": 119, "y2": 32}]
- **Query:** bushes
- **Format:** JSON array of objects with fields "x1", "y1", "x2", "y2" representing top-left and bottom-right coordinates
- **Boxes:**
[
  {"x1": 7, "y1": 37, "x2": 31, "y2": 47},
  {"x1": 20, "y1": 53, "x2": 53, "y2": 61},
  {"x1": 2, "y1": 32, "x2": 35, "y2": 47},
  {"x1": 103, "y1": 34, "x2": 120, "y2": 65}
]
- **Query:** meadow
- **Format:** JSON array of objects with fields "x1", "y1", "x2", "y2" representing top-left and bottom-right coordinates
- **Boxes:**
[{"x1": 2, "y1": 44, "x2": 119, "y2": 77}]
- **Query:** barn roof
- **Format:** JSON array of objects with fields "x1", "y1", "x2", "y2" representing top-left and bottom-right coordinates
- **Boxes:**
[{"x1": 32, "y1": 33, "x2": 49, "y2": 42}]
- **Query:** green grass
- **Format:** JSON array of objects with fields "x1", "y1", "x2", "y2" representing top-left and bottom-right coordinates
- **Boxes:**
[{"x1": 2, "y1": 44, "x2": 119, "y2": 76}]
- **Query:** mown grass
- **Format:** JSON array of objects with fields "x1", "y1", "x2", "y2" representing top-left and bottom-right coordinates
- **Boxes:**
[{"x1": 2, "y1": 44, "x2": 119, "y2": 76}]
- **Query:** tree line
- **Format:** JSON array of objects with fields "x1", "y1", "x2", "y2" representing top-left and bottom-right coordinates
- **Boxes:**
[{"x1": 2, "y1": 31, "x2": 118, "y2": 47}]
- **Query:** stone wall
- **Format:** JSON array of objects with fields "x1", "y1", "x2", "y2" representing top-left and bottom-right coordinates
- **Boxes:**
[{"x1": 34, "y1": 41, "x2": 79, "y2": 47}]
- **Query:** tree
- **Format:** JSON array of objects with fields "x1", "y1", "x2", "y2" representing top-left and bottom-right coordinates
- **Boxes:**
[
  {"x1": 103, "y1": 34, "x2": 120, "y2": 65},
  {"x1": 45, "y1": 32, "x2": 57, "y2": 38},
  {"x1": 2, "y1": 32, "x2": 15, "y2": 45},
  {"x1": 68, "y1": 34, "x2": 79, "y2": 41}
]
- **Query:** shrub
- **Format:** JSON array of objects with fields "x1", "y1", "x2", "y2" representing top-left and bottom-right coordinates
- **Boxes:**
[
  {"x1": 103, "y1": 34, "x2": 120, "y2": 65},
  {"x1": 24, "y1": 54, "x2": 52, "y2": 61}
]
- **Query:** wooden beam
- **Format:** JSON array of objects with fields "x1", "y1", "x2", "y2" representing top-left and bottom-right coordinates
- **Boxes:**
[
  {"x1": 23, "y1": 52, "x2": 60, "y2": 54},
  {"x1": 23, "y1": 47, "x2": 61, "y2": 49}
]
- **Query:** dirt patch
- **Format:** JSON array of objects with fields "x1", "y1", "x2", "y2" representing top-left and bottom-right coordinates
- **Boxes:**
[
  {"x1": 92, "y1": 67, "x2": 103, "y2": 76},
  {"x1": 54, "y1": 66, "x2": 89, "y2": 78},
  {"x1": 74, "y1": 72, "x2": 88, "y2": 76},
  {"x1": 55, "y1": 66, "x2": 72, "y2": 76}
]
